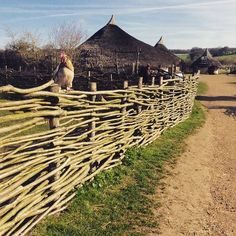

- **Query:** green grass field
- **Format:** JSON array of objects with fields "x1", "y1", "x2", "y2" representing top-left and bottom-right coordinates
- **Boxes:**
[
  {"x1": 175, "y1": 53, "x2": 236, "y2": 66},
  {"x1": 175, "y1": 53, "x2": 191, "y2": 62},
  {"x1": 216, "y1": 54, "x2": 236, "y2": 65},
  {"x1": 32, "y1": 83, "x2": 206, "y2": 236}
]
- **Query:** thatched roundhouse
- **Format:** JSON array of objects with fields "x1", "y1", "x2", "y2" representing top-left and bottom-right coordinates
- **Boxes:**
[
  {"x1": 78, "y1": 16, "x2": 180, "y2": 74},
  {"x1": 154, "y1": 36, "x2": 182, "y2": 72},
  {"x1": 191, "y1": 49, "x2": 221, "y2": 74}
]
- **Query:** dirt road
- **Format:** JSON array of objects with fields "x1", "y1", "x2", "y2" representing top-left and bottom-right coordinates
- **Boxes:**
[{"x1": 154, "y1": 74, "x2": 236, "y2": 236}]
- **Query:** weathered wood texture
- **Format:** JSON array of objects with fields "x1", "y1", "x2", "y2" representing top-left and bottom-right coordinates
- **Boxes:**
[{"x1": 0, "y1": 75, "x2": 198, "y2": 235}]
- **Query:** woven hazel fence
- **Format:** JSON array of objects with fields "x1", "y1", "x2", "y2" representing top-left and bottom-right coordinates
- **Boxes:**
[{"x1": 0, "y1": 75, "x2": 198, "y2": 235}]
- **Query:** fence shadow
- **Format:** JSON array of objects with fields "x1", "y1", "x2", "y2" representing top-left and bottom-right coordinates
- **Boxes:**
[
  {"x1": 207, "y1": 105, "x2": 236, "y2": 118},
  {"x1": 196, "y1": 95, "x2": 236, "y2": 101},
  {"x1": 225, "y1": 107, "x2": 236, "y2": 117}
]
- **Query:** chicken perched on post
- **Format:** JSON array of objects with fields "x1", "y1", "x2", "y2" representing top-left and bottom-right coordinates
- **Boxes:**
[{"x1": 53, "y1": 52, "x2": 74, "y2": 90}]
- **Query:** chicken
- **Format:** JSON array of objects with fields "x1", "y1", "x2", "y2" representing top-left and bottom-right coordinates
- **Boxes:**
[{"x1": 53, "y1": 52, "x2": 74, "y2": 90}]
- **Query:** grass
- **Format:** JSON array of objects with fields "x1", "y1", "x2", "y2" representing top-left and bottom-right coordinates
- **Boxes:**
[
  {"x1": 32, "y1": 83, "x2": 206, "y2": 236},
  {"x1": 216, "y1": 53, "x2": 236, "y2": 65},
  {"x1": 197, "y1": 81, "x2": 208, "y2": 95},
  {"x1": 175, "y1": 53, "x2": 191, "y2": 63}
]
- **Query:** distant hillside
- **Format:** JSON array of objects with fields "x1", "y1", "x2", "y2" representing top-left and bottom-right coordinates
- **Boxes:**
[
  {"x1": 171, "y1": 47, "x2": 236, "y2": 57},
  {"x1": 216, "y1": 54, "x2": 236, "y2": 65},
  {"x1": 175, "y1": 54, "x2": 190, "y2": 62},
  {"x1": 173, "y1": 47, "x2": 236, "y2": 66}
]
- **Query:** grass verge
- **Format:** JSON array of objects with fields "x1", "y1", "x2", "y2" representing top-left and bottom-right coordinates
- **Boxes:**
[
  {"x1": 197, "y1": 81, "x2": 208, "y2": 95},
  {"x1": 32, "y1": 83, "x2": 207, "y2": 236}
]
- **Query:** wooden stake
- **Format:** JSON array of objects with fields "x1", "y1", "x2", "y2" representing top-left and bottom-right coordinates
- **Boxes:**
[
  {"x1": 122, "y1": 80, "x2": 128, "y2": 116},
  {"x1": 158, "y1": 76, "x2": 163, "y2": 86},
  {"x1": 138, "y1": 77, "x2": 143, "y2": 113},
  {"x1": 49, "y1": 84, "x2": 60, "y2": 129},
  {"x1": 89, "y1": 82, "x2": 97, "y2": 139},
  {"x1": 151, "y1": 76, "x2": 155, "y2": 86}
]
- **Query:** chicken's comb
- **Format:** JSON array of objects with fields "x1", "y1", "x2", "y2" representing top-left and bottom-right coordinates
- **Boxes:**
[{"x1": 60, "y1": 52, "x2": 66, "y2": 58}]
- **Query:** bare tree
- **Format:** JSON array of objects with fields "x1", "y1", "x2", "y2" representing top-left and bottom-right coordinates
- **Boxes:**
[
  {"x1": 5, "y1": 28, "x2": 41, "y2": 59},
  {"x1": 49, "y1": 21, "x2": 86, "y2": 58}
]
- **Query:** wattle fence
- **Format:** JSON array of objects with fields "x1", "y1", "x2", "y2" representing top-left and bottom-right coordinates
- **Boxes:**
[{"x1": 0, "y1": 75, "x2": 198, "y2": 235}]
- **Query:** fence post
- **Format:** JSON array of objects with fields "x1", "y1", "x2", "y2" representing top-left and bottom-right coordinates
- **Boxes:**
[
  {"x1": 172, "y1": 64, "x2": 175, "y2": 76},
  {"x1": 87, "y1": 70, "x2": 91, "y2": 82},
  {"x1": 19, "y1": 66, "x2": 22, "y2": 73},
  {"x1": 48, "y1": 83, "x2": 61, "y2": 184},
  {"x1": 89, "y1": 82, "x2": 97, "y2": 140},
  {"x1": 132, "y1": 62, "x2": 135, "y2": 74},
  {"x1": 151, "y1": 76, "x2": 155, "y2": 86},
  {"x1": 137, "y1": 77, "x2": 143, "y2": 113},
  {"x1": 49, "y1": 83, "x2": 60, "y2": 129},
  {"x1": 157, "y1": 76, "x2": 163, "y2": 86},
  {"x1": 33, "y1": 66, "x2": 36, "y2": 74},
  {"x1": 5, "y1": 65, "x2": 7, "y2": 72},
  {"x1": 122, "y1": 80, "x2": 128, "y2": 118}
]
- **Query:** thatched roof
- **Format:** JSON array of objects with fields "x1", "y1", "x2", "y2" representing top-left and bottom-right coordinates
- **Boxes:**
[
  {"x1": 154, "y1": 36, "x2": 182, "y2": 65},
  {"x1": 78, "y1": 16, "x2": 180, "y2": 70},
  {"x1": 192, "y1": 49, "x2": 221, "y2": 68}
]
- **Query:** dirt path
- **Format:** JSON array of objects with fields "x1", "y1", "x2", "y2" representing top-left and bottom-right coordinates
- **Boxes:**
[{"x1": 153, "y1": 74, "x2": 236, "y2": 236}]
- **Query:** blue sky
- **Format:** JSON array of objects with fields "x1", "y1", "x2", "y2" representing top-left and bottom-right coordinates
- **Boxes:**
[{"x1": 0, "y1": 0, "x2": 235, "y2": 49}]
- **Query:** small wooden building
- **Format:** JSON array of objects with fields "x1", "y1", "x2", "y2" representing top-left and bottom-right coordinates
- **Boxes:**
[{"x1": 191, "y1": 49, "x2": 221, "y2": 74}]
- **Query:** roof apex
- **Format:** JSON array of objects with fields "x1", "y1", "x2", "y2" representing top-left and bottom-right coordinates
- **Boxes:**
[
  {"x1": 107, "y1": 15, "x2": 116, "y2": 25},
  {"x1": 157, "y1": 36, "x2": 164, "y2": 45},
  {"x1": 204, "y1": 48, "x2": 212, "y2": 58}
]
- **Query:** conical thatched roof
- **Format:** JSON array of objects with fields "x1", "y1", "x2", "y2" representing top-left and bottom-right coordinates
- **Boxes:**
[
  {"x1": 192, "y1": 49, "x2": 221, "y2": 68},
  {"x1": 154, "y1": 36, "x2": 181, "y2": 65},
  {"x1": 78, "y1": 16, "x2": 180, "y2": 70}
]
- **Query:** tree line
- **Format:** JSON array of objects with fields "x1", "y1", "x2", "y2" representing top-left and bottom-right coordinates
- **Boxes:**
[
  {"x1": 171, "y1": 47, "x2": 236, "y2": 59},
  {"x1": 0, "y1": 22, "x2": 85, "y2": 72}
]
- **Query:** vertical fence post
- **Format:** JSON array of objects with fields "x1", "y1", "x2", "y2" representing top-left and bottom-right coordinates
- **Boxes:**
[
  {"x1": 132, "y1": 62, "x2": 135, "y2": 74},
  {"x1": 158, "y1": 76, "x2": 165, "y2": 130},
  {"x1": 158, "y1": 76, "x2": 163, "y2": 86},
  {"x1": 33, "y1": 66, "x2": 36, "y2": 75},
  {"x1": 5, "y1": 65, "x2": 7, "y2": 72},
  {"x1": 49, "y1": 83, "x2": 61, "y2": 183},
  {"x1": 122, "y1": 80, "x2": 128, "y2": 118},
  {"x1": 89, "y1": 82, "x2": 97, "y2": 140},
  {"x1": 137, "y1": 77, "x2": 143, "y2": 113},
  {"x1": 19, "y1": 66, "x2": 22, "y2": 73},
  {"x1": 87, "y1": 70, "x2": 91, "y2": 82},
  {"x1": 172, "y1": 64, "x2": 175, "y2": 76},
  {"x1": 49, "y1": 84, "x2": 60, "y2": 129},
  {"x1": 151, "y1": 76, "x2": 155, "y2": 86},
  {"x1": 151, "y1": 77, "x2": 155, "y2": 111}
]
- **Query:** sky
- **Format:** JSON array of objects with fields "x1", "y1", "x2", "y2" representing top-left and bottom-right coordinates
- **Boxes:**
[{"x1": 0, "y1": 0, "x2": 235, "y2": 49}]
